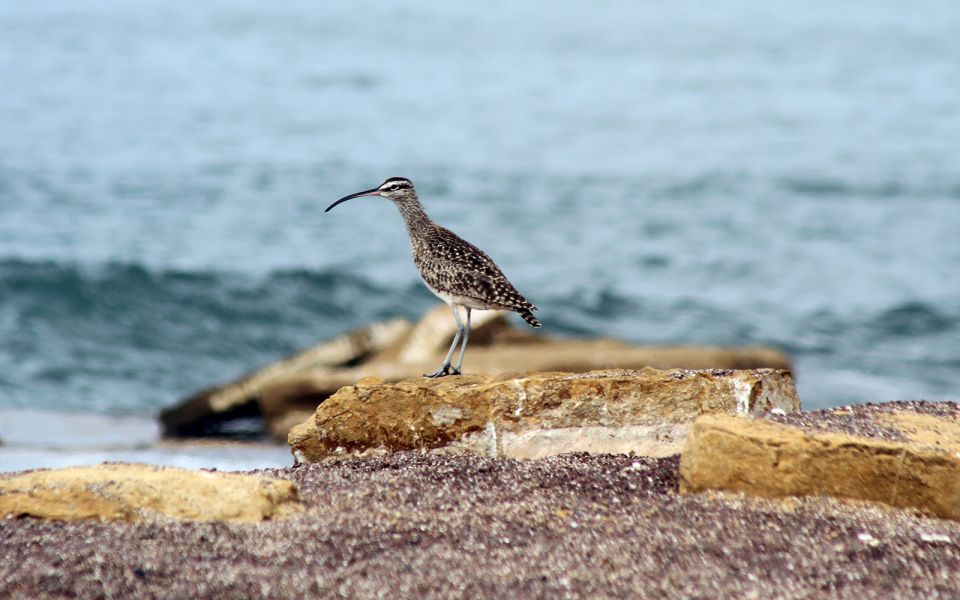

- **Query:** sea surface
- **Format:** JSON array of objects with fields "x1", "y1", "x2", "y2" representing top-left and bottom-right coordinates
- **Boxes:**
[{"x1": 0, "y1": 0, "x2": 957, "y2": 470}]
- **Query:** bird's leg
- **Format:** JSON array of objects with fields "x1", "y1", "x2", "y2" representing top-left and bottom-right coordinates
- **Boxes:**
[
  {"x1": 424, "y1": 305, "x2": 464, "y2": 378},
  {"x1": 453, "y1": 307, "x2": 471, "y2": 374}
]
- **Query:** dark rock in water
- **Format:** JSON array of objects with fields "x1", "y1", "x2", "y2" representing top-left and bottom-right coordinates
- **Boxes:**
[
  {"x1": 159, "y1": 318, "x2": 411, "y2": 439},
  {"x1": 160, "y1": 387, "x2": 265, "y2": 439}
]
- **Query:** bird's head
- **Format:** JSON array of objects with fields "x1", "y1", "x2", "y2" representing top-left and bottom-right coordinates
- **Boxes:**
[{"x1": 326, "y1": 177, "x2": 416, "y2": 212}]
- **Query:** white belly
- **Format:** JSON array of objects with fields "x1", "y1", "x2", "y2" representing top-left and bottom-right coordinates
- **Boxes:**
[{"x1": 426, "y1": 285, "x2": 498, "y2": 311}]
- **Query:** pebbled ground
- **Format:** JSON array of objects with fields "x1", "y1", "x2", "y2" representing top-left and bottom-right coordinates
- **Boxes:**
[{"x1": 1, "y1": 450, "x2": 959, "y2": 599}]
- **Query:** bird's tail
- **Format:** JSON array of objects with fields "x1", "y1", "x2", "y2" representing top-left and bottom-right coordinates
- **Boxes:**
[{"x1": 518, "y1": 308, "x2": 541, "y2": 328}]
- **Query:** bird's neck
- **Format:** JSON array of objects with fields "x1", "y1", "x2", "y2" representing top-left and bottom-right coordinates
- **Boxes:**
[{"x1": 394, "y1": 198, "x2": 433, "y2": 239}]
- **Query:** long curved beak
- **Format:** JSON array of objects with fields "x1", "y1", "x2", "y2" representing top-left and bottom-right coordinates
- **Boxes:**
[{"x1": 325, "y1": 187, "x2": 381, "y2": 213}]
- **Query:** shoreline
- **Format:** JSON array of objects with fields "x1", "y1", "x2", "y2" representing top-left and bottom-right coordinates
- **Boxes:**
[{"x1": 0, "y1": 408, "x2": 292, "y2": 473}]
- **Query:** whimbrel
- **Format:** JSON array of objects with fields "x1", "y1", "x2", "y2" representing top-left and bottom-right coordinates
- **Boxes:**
[{"x1": 326, "y1": 177, "x2": 540, "y2": 377}]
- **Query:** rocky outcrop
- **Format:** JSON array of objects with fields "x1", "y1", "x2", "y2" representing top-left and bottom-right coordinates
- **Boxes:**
[
  {"x1": 288, "y1": 368, "x2": 799, "y2": 462},
  {"x1": 266, "y1": 341, "x2": 791, "y2": 410},
  {"x1": 160, "y1": 318, "x2": 412, "y2": 438},
  {"x1": 679, "y1": 401, "x2": 960, "y2": 520},
  {"x1": 161, "y1": 304, "x2": 793, "y2": 442},
  {"x1": 0, "y1": 464, "x2": 303, "y2": 522}
]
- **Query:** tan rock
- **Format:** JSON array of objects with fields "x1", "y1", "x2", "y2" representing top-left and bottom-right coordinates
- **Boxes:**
[
  {"x1": 160, "y1": 318, "x2": 411, "y2": 437},
  {"x1": 387, "y1": 305, "x2": 523, "y2": 365},
  {"x1": 0, "y1": 464, "x2": 303, "y2": 522},
  {"x1": 679, "y1": 406, "x2": 960, "y2": 520},
  {"x1": 162, "y1": 304, "x2": 792, "y2": 442},
  {"x1": 259, "y1": 375, "x2": 337, "y2": 438},
  {"x1": 288, "y1": 368, "x2": 799, "y2": 462},
  {"x1": 261, "y1": 341, "x2": 790, "y2": 441},
  {"x1": 366, "y1": 305, "x2": 790, "y2": 376}
]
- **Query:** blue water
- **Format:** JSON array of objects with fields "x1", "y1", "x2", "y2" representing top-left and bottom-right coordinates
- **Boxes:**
[{"x1": 1, "y1": 1, "x2": 958, "y2": 467}]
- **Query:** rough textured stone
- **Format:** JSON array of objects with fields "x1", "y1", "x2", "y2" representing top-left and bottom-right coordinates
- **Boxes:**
[
  {"x1": 161, "y1": 304, "x2": 792, "y2": 442},
  {"x1": 679, "y1": 401, "x2": 960, "y2": 520},
  {"x1": 288, "y1": 368, "x2": 799, "y2": 462},
  {"x1": 0, "y1": 463, "x2": 302, "y2": 522}
]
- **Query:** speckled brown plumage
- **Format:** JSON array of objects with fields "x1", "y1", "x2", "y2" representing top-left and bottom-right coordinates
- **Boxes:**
[
  {"x1": 326, "y1": 176, "x2": 539, "y2": 376},
  {"x1": 410, "y1": 224, "x2": 540, "y2": 326},
  {"x1": 388, "y1": 179, "x2": 540, "y2": 328}
]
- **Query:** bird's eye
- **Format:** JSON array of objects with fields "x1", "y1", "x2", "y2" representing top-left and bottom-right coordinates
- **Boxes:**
[{"x1": 390, "y1": 185, "x2": 400, "y2": 191}]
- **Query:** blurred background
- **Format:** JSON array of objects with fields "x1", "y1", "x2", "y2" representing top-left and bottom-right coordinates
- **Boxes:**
[{"x1": 0, "y1": 0, "x2": 957, "y2": 469}]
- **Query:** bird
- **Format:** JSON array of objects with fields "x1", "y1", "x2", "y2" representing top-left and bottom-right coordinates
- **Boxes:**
[{"x1": 325, "y1": 176, "x2": 540, "y2": 378}]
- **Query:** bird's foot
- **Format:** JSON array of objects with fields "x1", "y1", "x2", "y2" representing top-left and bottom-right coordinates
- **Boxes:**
[{"x1": 423, "y1": 365, "x2": 461, "y2": 378}]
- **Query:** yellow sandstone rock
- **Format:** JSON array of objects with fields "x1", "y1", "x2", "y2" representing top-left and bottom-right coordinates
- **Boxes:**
[
  {"x1": 288, "y1": 368, "x2": 799, "y2": 462},
  {"x1": 162, "y1": 304, "x2": 792, "y2": 442},
  {"x1": 0, "y1": 463, "x2": 302, "y2": 522},
  {"x1": 679, "y1": 409, "x2": 960, "y2": 520}
]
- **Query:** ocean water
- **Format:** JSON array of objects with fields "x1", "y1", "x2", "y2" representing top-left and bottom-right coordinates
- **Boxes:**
[{"x1": 1, "y1": 1, "x2": 958, "y2": 470}]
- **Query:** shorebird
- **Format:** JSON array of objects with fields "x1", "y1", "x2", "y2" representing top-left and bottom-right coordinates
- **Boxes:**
[{"x1": 326, "y1": 177, "x2": 540, "y2": 377}]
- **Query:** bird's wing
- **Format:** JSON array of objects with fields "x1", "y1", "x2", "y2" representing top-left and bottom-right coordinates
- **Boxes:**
[{"x1": 420, "y1": 227, "x2": 536, "y2": 311}]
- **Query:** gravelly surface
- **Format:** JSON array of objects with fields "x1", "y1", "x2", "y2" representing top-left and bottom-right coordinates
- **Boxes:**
[
  {"x1": 2, "y1": 452, "x2": 960, "y2": 599},
  {"x1": 765, "y1": 400, "x2": 960, "y2": 442}
]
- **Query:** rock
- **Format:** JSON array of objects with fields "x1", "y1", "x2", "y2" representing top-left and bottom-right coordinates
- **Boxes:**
[
  {"x1": 679, "y1": 401, "x2": 960, "y2": 520},
  {"x1": 385, "y1": 305, "x2": 527, "y2": 365},
  {"x1": 288, "y1": 368, "x2": 799, "y2": 462},
  {"x1": 359, "y1": 304, "x2": 790, "y2": 379},
  {"x1": 160, "y1": 318, "x2": 411, "y2": 438},
  {"x1": 259, "y1": 376, "x2": 338, "y2": 440},
  {"x1": 0, "y1": 463, "x2": 303, "y2": 522},
  {"x1": 262, "y1": 336, "x2": 790, "y2": 442},
  {"x1": 283, "y1": 340, "x2": 792, "y2": 397},
  {"x1": 162, "y1": 304, "x2": 792, "y2": 442}
]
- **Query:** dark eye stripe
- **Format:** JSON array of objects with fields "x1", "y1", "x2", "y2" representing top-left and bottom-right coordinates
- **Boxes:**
[{"x1": 379, "y1": 178, "x2": 413, "y2": 194}]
